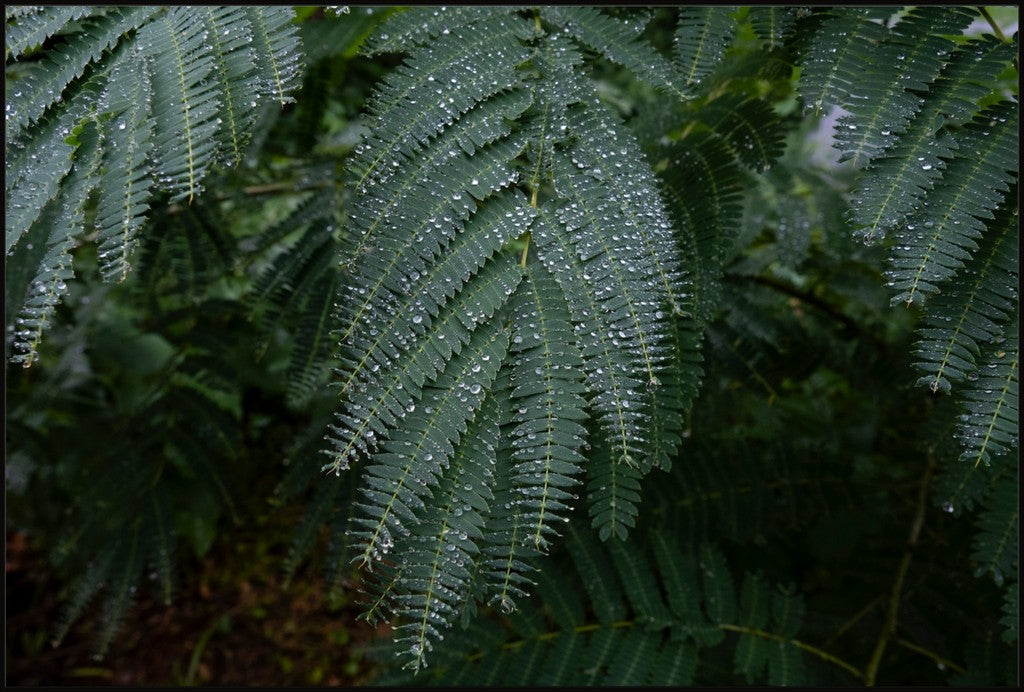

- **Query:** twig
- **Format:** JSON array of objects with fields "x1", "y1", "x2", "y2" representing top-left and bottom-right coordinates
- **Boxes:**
[
  {"x1": 820, "y1": 595, "x2": 882, "y2": 650},
  {"x1": 978, "y1": 6, "x2": 1008, "y2": 42},
  {"x1": 743, "y1": 274, "x2": 869, "y2": 337},
  {"x1": 894, "y1": 637, "x2": 966, "y2": 674},
  {"x1": 864, "y1": 456, "x2": 935, "y2": 685},
  {"x1": 718, "y1": 624, "x2": 865, "y2": 682}
]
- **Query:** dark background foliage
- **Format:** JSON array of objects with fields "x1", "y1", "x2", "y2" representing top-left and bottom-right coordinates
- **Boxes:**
[{"x1": 5, "y1": 5, "x2": 1018, "y2": 686}]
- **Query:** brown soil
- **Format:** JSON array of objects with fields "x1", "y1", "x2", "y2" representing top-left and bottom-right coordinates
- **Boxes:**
[{"x1": 5, "y1": 520, "x2": 390, "y2": 686}]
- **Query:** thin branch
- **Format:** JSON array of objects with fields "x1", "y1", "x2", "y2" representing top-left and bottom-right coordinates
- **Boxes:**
[
  {"x1": 864, "y1": 455, "x2": 935, "y2": 685},
  {"x1": 894, "y1": 637, "x2": 966, "y2": 674},
  {"x1": 718, "y1": 624, "x2": 865, "y2": 682},
  {"x1": 978, "y1": 6, "x2": 1008, "y2": 42},
  {"x1": 820, "y1": 595, "x2": 882, "y2": 650},
  {"x1": 742, "y1": 273, "x2": 869, "y2": 337}
]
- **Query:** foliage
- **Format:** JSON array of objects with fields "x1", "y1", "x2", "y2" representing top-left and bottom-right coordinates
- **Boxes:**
[{"x1": 5, "y1": 5, "x2": 1018, "y2": 686}]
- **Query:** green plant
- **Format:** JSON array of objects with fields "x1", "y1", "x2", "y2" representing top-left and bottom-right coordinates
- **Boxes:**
[{"x1": 5, "y1": 5, "x2": 1018, "y2": 686}]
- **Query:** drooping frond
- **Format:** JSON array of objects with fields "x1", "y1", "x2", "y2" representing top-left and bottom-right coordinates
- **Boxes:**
[
  {"x1": 886, "y1": 102, "x2": 1018, "y2": 306},
  {"x1": 5, "y1": 82, "x2": 92, "y2": 255},
  {"x1": 386, "y1": 524, "x2": 812, "y2": 686},
  {"x1": 4, "y1": 5, "x2": 96, "y2": 60},
  {"x1": 478, "y1": 368, "x2": 543, "y2": 612},
  {"x1": 140, "y1": 7, "x2": 223, "y2": 203},
  {"x1": 5, "y1": 6, "x2": 304, "y2": 363},
  {"x1": 692, "y1": 93, "x2": 788, "y2": 173},
  {"x1": 324, "y1": 8, "x2": 714, "y2": 670},
  {"x1": 586, "y1": 435, "x2": 643, "y2": 542},
  {"x1": 543, "y1": 6, "x2": 686, "y2": 99},
  {"x1": 4, "y1": 7, "x2": 157, "y2": 142},
  {"x1": 848, "y1": 35, "x2": 1016, "y2": 242},
  {"x1": 10, "y1": 120, "x2": 102, "y2": 367},
  {"x1": 832, "y1": 7, "x2": 977, "y2": 168},
  {"x1": 532, "y1": 204, "x2": 648, "y2": 470},
  {"x1": 957, "y1": 324, "x2": 1018, "y2": 469},
  {"x1": 912, "y1": 199, "x2": 1018, "y2": 394},
  {"x1": 381, "y1": 394, "x2": 501, "y2": 672},
  {"x1": 361, "y1": 6, "x2": 511, "y2": 56},
  {"x1": 348, "y1": 304, "x2": 513, "y2": 567},
  {"x1": 201, "y1": 7, "x2": 264, "y2": 165},
  {"x1": 1000, "y1": 587, "x2": 1017, "y2": 644},
  {"x1": 971, "y1": 472, "x2": 1018, "y2": 587},
  {"x1": 507, "y1": 264, "x2": 588, "y2": 550},
  {"x1": 674, "y1": 7, "x2": 736, "y2": 90},
  {"x1": 94, "y1": 50, "x2": 154, "y2": 282},
  {"x1": 747, "y1": 6, "x2": 799, "y2": 49},
  {"x1": 242, "y1": 6, "x2": 303, "y2": 107},
  {"x1": 796, "y1": 8, "x2": 887, "y2": 117},
  {"x1": 325, "y1": 196, "x2": 533, "y2": 470},
  {"x1": 656, "y1": 131, "x2": 745, "y2": 322}
]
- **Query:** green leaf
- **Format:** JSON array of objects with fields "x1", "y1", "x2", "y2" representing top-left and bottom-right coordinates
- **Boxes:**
[{"x1": 674, "y1": 7, "x2": 736, "y2": 89}]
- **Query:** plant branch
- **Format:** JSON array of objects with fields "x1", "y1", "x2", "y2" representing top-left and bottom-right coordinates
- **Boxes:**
[
  {"x1": 978, "y1": 6, "x2": 1008, "y2": 42},
  {"x1": 743, "y1": 274, "x2": 868, "y2": 337},
  {"x1": 820, "y1": 595, "x2": 882, "y2": 650},
  {"x1": 864, "y1": 455, "x2": 935, "y2": 686},
  {"x1": 718, "y1": 624, "x2": 865, "y2": 681},
  {"x1": 894, "y1": 637, "x2": 966, "y2": 674}
]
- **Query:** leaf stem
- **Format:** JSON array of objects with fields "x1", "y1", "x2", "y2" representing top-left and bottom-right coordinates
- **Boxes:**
[
  {"x1": 864, "y1": 454, "x2": 934, "y2": 685},
  {"x1": 894, "y1": 637, "x2": 966, "y2": 674},
  {"x1": 718, "y1": 623, "x2": 865, "y2": 682},
  {"x1": 978, "y1": 6, "x2": 1008, "y2": 42}
]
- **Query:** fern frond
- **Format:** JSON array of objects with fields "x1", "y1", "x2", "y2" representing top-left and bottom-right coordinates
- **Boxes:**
[
  {"x1": 362, "y1": 6, "x2": 511, "y2": 56},
  {"x1": 796, "y1": 8, "x2": 887, "y2": 116},
  {"x1": 832, "y1": 7, "x2": 977, "y2": 168},
  {"x1": 385, "y1": 394, "x2": 500, "y2": 672},
  {"x1": 700, "y1": 542, "x2": 737, "y2": 623},
  {"x1": 747, "y1": 7, "x2": 798, "y2": 48},
  {"x1": 94, "y1": 50, "x2": 154, "y2": 282},
  {"x1": 957, "y1": 325, "x2": 1018, "y2": 468},
  {"x1": 887, "y1": 102, "x2": 1018, "y2": 306},
  {"x1": 327, "y1": 195, "x2": 533, "y2": 469},
  {"x1": 5, "y1": 90, "x2": 87, "y2": 254},
  {"x1": 242, "y1": 6, "x2": 303, "y2": 107},
  {"x1": 566, "y1": 90, "x2": 688, "y2": 317},
  {"x1": 349, "y1": 307, "x2": 512, "y2": 567},
  {"x1": 674, "y1": 7, "x2": 736, "y2": 89},
  {"x1": 586, "y1": 437, "x2": 643, "y2": 541},
  {"x1": 141, "y1": 7, "x2": 222, "y2": 203},
  {"x1": 479, "y1": 378, "x2": 543, "y2": 611},
  {"x1": 1000, "y1": 586, "x2": 1017, "y2": 644},
  {"x1": 658, "y1": 131, "x2": 745, "y2": 322},
  {"x1": 52, "y1": 542, "x2": 115, "y2": 647},
  {"x1": 649, "y1": 531, "x2": 723, "y2": 646},
  {"x1": 912, "y1": 200, "x2": 1018, "y2": 393},
  {"x1": 349, "y1": 14, "x2": 535, "y2": 192},
  {"x1": 507, "y1": 263, "x2": 588, "y2": 550},
  {"x1": 201, "y1": 7, "x2": 263, "y2": 165},
  {"x1": 733, "y1": 573, "x2": 772, "y2": 682},
  {"x1": 4, "y1": 5, "x2": 96, "y2": 60},
  {"x1": 394, "y1": 524, "x2": 811, "y2": 686},
  {"x1": 848, "y1": 35, "x2": 1015, "y2": 241},
  {"x1": 4, "y1": 7, "x2": 157, "y2": 142},
  {"x1": 565, "y1": 523, "x2": 628, "y2": 625},
  {"x1": 694, "y1": 93, "x2": 788, "y2": 173},
  {"x1": 971, "y1": 474, "x2": 1018, "y2": 587},
  {"x1": 11, "y1": 119, "x2": 102, "y2": 367},
  {"x1": 544, "y1": 6, "x2": 686, "y2": 99},
  {"x1": 286, "y1": 263, "x2": 340, "y2": 408}
]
